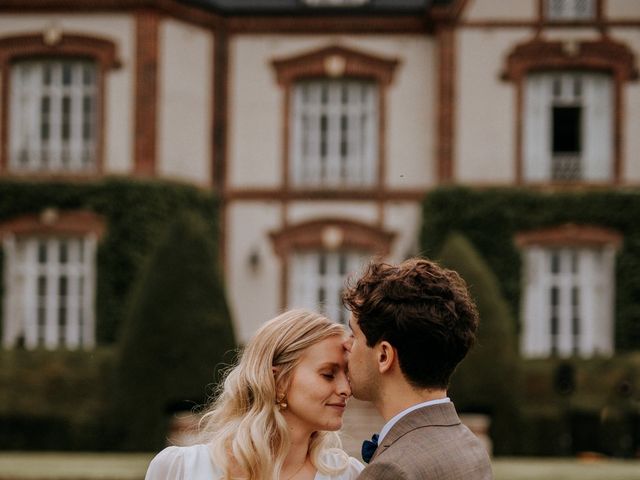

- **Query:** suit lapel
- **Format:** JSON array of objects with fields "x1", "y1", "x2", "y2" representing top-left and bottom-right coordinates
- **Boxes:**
[{"x1": 370, "y1": 402, "x2": 461, "y2": 462}]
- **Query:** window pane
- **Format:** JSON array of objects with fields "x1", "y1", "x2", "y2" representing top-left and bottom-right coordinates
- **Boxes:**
[
  {"x1": 4, "y1": 236, "x2": 95, "y2": 350},
  {"x1": 9, "y1": 59, "x2": 98, "y2": 172},
  {"x1": 292, "y1": 79, "x2": 377, "y2": 187},
  {"x1": 290, "y1": 250, "x2": 367, "y2": 324},
  {"x1": 522, "y1": 246, "x2": 615, "y2": 359},
  {"x1": 552, "y1": 106, "x2": 581, "y2": 153}
]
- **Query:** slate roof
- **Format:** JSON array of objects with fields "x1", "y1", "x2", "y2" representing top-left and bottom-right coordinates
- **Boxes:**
[{"x1": 178, "y1": 0, "x2": 439, "y2": 15}]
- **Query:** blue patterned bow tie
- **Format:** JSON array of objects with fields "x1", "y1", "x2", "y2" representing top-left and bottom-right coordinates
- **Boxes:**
[{"x1": 361, "y1": 433, "x2": 379, "y2": 463}]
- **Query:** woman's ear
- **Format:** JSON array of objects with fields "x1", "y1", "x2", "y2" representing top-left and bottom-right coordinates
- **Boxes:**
[{"x1": 377, "y1": 341, "x2": 396, "y2": 374}]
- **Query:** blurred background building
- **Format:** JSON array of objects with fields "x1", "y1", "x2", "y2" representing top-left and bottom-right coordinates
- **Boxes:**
[{"x1": 0, "y1": 0, "x2": 639, "y2": 458}]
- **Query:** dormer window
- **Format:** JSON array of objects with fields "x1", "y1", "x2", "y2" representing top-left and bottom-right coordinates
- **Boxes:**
[{"x1": 545, "y1": 0, "x2": 595, "y2": 21}]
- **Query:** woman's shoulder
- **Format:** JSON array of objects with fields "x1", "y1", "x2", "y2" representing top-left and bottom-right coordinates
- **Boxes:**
[
  {"x1": 319, "y1": 450, "x2": 364, "y2": 480},
  {"x1": 145, "y1": 444, "x2": 221, "y2": 480}
]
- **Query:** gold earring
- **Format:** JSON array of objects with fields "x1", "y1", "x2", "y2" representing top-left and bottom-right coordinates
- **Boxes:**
[{"x1": 276, "y1": 395, "x2": 288, "y2": 410}]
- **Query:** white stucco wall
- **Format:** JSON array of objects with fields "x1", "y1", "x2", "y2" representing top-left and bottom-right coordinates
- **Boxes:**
[
  {"x1": 228, "y1": 34, "x2": 435, "y2": 190},
  {"x1": 383, "y1": 203, "x2": 422, "y2": 261},
  {"x1": 463, "y1": 0, "x2": 536, "y2": 21},
  {"x1": 456, "y1": 28, "x2": 526, "y2": 183},
  {"x1": 0, "y1": 14, "x2": 135, "y2": 174},
  {"x1": 227, "y1": 202, "x2": 282, "y2": 344},
  {"x1": 158, "y1": 19, "x2": 213, "y2": 186},
  {"x1": 542, "y1": 28, "x2": 602, "y2": 42},
  {"x1": 287, "y1": 201, "x2": 378, "y2": 225},
  {"x1": 607, "y1": 0, "x2": 640, "y2": 19},
  {"x1": 611, "y1": 29, "x2": 640, "y2": 183}
]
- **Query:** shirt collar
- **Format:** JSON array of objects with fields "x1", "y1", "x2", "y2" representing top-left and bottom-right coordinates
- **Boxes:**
[{"x1": 377, "y1": 397, "x2": 451, "y2": 444}]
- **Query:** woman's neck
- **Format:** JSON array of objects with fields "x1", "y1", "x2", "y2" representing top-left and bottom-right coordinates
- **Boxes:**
[
  {"x1": 283, "y1": 425, "x2": 311, "y2": 468},
  {"x1": 281, "y1": 423, "x2": 314, "y2": 480}
]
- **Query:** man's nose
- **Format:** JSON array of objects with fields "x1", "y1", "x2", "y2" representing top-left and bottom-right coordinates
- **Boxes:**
[{"x1": 343, "y1": 336, "x2": 354, "y2": 352}]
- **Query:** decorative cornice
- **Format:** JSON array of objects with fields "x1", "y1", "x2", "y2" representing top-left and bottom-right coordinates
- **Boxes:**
[
  {"x1": 515, "y1": 223, "x2": 622, "y2": 249},
  {"x1": 272, "y1": 44, "x2": 400, "y2": 86},
  {"x1": 0, "y1": 33, "x2": 121, "y2": 70},
  {"x1": 502, "y1": 37, "x2": 638, "y2": 82},
  {"x1": 269, "y1": 218, "x2": 395, "y2": 257},
  {"x1": 0, "y1": 209, "x2": 106, "y2": 239}
]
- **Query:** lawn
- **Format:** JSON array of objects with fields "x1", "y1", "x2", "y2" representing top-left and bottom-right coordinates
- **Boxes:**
[
  {"x1": 492, "y1": 458, "x2": 640, "y2": 480},
  {"x1": 0, "y1": 453, "x2": 639, "y2": 480}
]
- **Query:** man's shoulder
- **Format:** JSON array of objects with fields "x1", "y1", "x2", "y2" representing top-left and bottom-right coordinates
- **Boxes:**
[{"x1": 371, "y1": 424, "x2": 492, "y2": 479}]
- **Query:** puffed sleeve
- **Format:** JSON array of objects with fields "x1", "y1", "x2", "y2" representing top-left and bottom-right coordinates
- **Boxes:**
[
  {"x1": 320, "y1": 450, "x2": 364, "y2": 479},
  {"x1": 343, "y1": 457, "x2": 365, "y2": 478},
  {"x1": 145, "y1": 446, "x2": 186, "y2": 480}
]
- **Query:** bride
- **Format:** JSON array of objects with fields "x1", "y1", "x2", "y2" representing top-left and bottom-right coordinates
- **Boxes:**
[{"x1": 145, "y1": 309, "x2": 364, "y2": 480}]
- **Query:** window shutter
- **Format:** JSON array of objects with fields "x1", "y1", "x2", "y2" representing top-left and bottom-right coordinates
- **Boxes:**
[
  {"x1": 24, "y1": 240, "x2": 38, "y2": 348},
  {"x1": 2, "y1": 236, "x2": 17, "y2": 348},
  {"x1": 583, "y1": 74, "x2": 613, "y2": 181},
  {"x1": 522, "y1": 247, "x2": 550, "y2": 356},
  {"x1": 83, "y1": 235, "x2": 97, "y2": 348},
  {"x1": 594, "y1": 247, "x2": 616, "y2": 355},
  {"x1": 524, "y1": 75, "x2": 551, "y2": 181}
]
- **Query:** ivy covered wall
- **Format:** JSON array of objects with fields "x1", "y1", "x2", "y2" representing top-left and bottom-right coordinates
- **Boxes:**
[{"x1": 420, "y1": 186, "x2": 640, "y2": 351}]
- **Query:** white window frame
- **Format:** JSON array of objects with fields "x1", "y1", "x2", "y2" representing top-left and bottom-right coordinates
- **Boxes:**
[
  {"x1": 545, "y1": 0, "x2": 596, "y2": 21},
  {"x1": 288, "y1": 250, "x2": 367, "y2": 324},
  {"x1": 291, "y1": 79, "x2": 378, "y2": 188},
  {"x1": 2, "y1": 234, "x2": 97, "y2": 350},
  {"x1": 9, "y1": 58, "x2": 98, "y2": 173},
  {"x1": 521, "y1": 246, "x2": 615, "y2": 358},
  {"x1": 523, "y1": 71, "x2": 612, "y2": 182}
]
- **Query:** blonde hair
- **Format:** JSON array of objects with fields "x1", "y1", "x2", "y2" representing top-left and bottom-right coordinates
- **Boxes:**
[{"x1": 199, "y1": 309, "x2": 349, "y2": 480}]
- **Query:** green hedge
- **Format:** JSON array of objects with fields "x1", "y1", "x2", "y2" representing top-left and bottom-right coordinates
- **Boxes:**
[
  {"x1": 0, "y1": 177, "x2": 221, "y2": 343},
  {"x1": 518, "y1": 354, "x2": 640, "y2": 457},
  {"x1": 0, "y1": 178, "x2": 229, "y2": 450},
  {"x1": 0, "y1": 348, "x2": 116, "y2": 450},
  {"x1": 420, "y1": 186, "x2": 640, "y2": 350}
]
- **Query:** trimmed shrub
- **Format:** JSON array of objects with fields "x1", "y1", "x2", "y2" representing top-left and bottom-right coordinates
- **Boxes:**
[
  {"x1": 518, "y1": 354, "x2": 640, "y2": 456},
  {"x1": 0, "y1": 348, "x2": 115, "y2": 450},
  {"x1": 437, "y1": 232, "x2": 520, "y2": 455},
  {"x1": 114, "y1": 211, "x2": 236, "y2": 451}
]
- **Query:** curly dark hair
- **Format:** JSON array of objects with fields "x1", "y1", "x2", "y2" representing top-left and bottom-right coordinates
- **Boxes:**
[{"x1": 343, "y1": 258, "x2": 479, "y2": 390}]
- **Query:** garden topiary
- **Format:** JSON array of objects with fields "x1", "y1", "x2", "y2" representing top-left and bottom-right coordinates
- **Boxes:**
[
  {"x1": 114, "y1": 211, "x2": 236, "y2": 451},
  {"x1": 437, "y1": 232, "x2": 520, "y2": 455}
]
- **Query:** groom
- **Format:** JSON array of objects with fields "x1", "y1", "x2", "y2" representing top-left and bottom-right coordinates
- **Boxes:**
[{"x1": 343, "y1": 258, "x2": 492, "y2": 479}]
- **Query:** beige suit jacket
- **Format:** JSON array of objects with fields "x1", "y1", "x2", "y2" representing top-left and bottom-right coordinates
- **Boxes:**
[{"x1": 358, "y1": 402, "x2": 493, "y2": 480}]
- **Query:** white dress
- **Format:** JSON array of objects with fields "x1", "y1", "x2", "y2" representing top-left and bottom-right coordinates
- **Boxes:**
[{"x1": 145, "y1": 444, "x2": 364, "y2": 480}]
